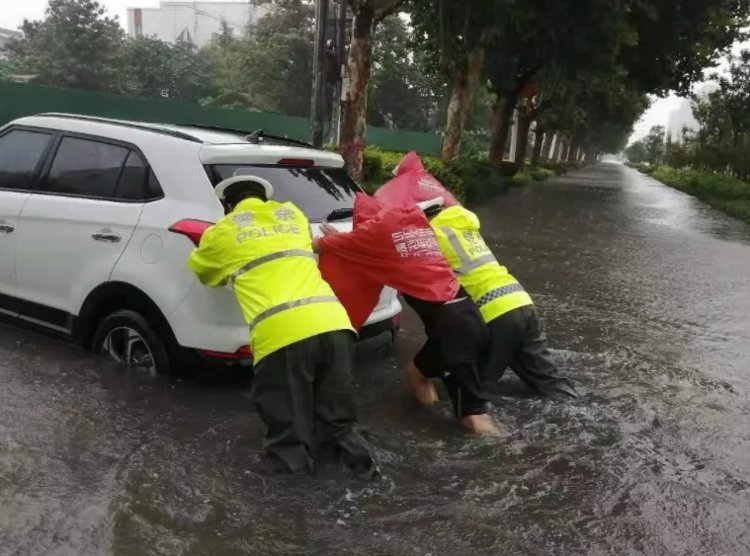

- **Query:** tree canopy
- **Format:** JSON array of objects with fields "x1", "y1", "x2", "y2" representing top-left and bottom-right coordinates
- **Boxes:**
[
  {"x1": 633, "y1": 50, "x2": 750, "y2": 179},
  {"x1": 3, "y1": 0, "x2": 749, "y2": 177},
  {"x1": 6, "y1": 0, "x2": 124, "y2": 92},
  {"x1": 368, "y1": 14, "x2": 444, "y2": 131}
]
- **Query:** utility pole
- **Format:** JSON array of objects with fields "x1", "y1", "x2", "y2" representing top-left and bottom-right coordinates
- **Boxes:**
[
  {"x1": 329, "y1": 0, "x2": 348, "y2": 146},
  {"x1": 311, "y1": 0, "x2": 330, "y2": 147}
]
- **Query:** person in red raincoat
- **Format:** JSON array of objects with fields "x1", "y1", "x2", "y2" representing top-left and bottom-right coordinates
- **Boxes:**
[
  {"x1": 374, "y1": 151, "x2": 462, "y2": 208},
  {"x1": 376, "y1": 153, "x2": 577, "y2": 400},
  {"x1": 315, "y1": 194, "x2": 502, "y2": 436}
]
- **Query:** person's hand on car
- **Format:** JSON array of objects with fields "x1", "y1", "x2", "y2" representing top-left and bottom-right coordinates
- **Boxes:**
[{"x1": 320, "y1": 223, "x2": 340, "y2": 236}]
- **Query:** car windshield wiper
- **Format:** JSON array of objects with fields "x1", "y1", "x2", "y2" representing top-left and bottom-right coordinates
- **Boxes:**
[{"x1": 325, "y1": 208, "x2": 354, "y2": 222}]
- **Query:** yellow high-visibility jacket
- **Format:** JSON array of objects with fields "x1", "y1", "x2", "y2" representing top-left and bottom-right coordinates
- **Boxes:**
[
  {"x1": 188, "y1": 197, "x2": 352, "y2": 362},
  {"x1": 430, "y1": 205, "x2": 533, "y2": 323}
]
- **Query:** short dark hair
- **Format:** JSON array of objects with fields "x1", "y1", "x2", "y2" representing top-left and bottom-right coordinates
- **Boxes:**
[
  {"x1": 422, "y1": 205, "x2": 443, "y2": 219},
  {"x1": 225, "y1": 181, "x2": 268, "y2": 207}
]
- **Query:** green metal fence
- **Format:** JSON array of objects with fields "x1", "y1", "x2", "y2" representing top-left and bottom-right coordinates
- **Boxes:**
[{"x1": 0, "y1": 81, "x2": 442, "y2": 155}]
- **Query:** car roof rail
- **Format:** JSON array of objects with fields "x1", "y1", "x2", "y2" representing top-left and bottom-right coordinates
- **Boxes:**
[
  {"x1": 178, "y1": 122, "x2": 319, "y2": 150},
  {"x1": 34, "y1": 113, "x2": 203, "y2": 143}
]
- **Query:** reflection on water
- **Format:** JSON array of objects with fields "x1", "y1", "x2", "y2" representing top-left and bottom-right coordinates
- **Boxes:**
[{"x1": 2, "y1": 163, "x2": 750, "y2": 555}]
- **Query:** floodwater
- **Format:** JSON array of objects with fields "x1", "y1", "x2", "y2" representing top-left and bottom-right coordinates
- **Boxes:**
[{"x1": 2, "y1": 162, "x2": 750, "y2": 555}]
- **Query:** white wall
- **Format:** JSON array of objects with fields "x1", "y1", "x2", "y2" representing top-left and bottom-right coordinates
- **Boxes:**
[
  {"x1": 667, "y1": 99, "x2": 699, "y2": 141},
  {"x1": 127, "y1": 1, "x2": 268, "y2": 47},
  {"x1": 0, "y1": 28, "x2": 23, "y2": 60}
]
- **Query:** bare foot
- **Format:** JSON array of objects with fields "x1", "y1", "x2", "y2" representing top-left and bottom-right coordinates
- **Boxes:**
[
  {"x1": 404, "y1": 362, "x2": 439, "y2": 405},
  {"x1": 461, "y1": 414, "x2": 505, "y2": 437}
]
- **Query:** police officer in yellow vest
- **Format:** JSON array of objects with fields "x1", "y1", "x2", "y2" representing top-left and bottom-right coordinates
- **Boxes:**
[
  {"x1": 187, "y1": 175, "x2": 376, "y2": 474},
  {"x1": 422, "y1": 198, "x2": 577, "y2": 398}
]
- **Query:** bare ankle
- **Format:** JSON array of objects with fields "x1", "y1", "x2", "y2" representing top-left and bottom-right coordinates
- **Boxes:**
[
  {"x1": 404, "y1": 363, "x2": 439, "y2": 405},
  {"x1": 461, "y1": 414, "x2": 504, "y2": 437}
]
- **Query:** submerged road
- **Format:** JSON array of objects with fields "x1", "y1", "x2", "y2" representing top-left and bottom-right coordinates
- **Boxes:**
[{"x1": 2, "y1": 162, "x2": 750, "y2": 555}]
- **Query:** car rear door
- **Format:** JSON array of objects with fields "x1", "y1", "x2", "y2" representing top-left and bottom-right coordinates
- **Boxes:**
[
  {"x1": 0, "y1": 127, "x2": 55, "y2": 318},
  {"x1": 15, "y1": 133, "x2": 149, "y2": 330}
]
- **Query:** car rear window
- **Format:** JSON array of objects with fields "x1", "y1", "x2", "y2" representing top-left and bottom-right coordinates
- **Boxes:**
[
  {"x1": 206, "y1": 165, "x2": 361, "y2": 222},
  {"x1": 43, "y1": 136, "x2": 163, "y2": 202},
  {"x1": 47, "y1": 136, "x2": 129, "y2": 198}
]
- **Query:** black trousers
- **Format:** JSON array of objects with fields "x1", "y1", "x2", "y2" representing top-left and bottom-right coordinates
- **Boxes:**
[
  {"x1": 251, "y1": 330, "x2": 374, "y2": 473},
  {"x1": 413, "y1": 298, "x2": 490, "y2": 417},
  {"x1": 482, "y1": 305, "x2": 578, "y2": 397}
]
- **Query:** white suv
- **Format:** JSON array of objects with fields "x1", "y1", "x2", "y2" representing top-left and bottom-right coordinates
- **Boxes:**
[{"x1": 0, "y1": 113, "x2": 401, "y2": 375}]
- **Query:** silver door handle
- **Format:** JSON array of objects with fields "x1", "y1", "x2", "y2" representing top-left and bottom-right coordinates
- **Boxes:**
[
  {"x1": 0, "y1": 224, "x2": 14, "y2": 233},
  {"x1": 92, "y1": 232, "x2": 121, "y2": 242}
]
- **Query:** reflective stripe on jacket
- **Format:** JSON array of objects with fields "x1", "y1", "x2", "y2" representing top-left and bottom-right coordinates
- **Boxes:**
[
  {"x1": 430, "y1": 205, "x2": 533, "y2": 323},
  {"x1": 188, "y1": 197, "x2": 352, "y2": 362}
]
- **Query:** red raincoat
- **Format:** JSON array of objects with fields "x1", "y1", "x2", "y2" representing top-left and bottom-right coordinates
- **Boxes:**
[
  {"x1": 319, "y1": 193, "x2": 459, "y2": 330},
  {"x1": 373, "y1": 151, "x2": 461, "y2": 209}
]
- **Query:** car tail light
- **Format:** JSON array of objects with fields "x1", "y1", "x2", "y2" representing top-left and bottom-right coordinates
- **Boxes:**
[
  {"x1": 277, "y1": 158, "x2": 314, "y2": 167},
  {"x1": 199, "y1": 345, "x2": 253, "y2": 360},
  {"x1": 169, "y1": 219, "x2": 213, "y2": 246}
]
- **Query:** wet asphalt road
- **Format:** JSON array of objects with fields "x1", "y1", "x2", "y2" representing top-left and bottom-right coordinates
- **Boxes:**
[{"x1": 2, "y1": 162, "x2": 750, "y2": 555}]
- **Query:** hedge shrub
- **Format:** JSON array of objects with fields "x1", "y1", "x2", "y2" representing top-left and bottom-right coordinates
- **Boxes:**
[
  {"x1": 360, "y1": 146, "x2": 562, "y2": 202},
  {"x1": 531, "y1": 168, "x2": 556, "y2": 181},
  {"x1": 651, "y1": 166, "x2": 750, "y2": 200},
  {"x1": 540, "y1": 161, "x2": 569, "y2": 175},
  {"x1": 624, "y1": 161, "x2": 652, "y2": 174},
  {"x1": 498, "y1": 161, "x2": 520, "y2": 178},
  {"x1": 361, "y1": 151, "x2": 383, "y2": 182},
  {"x1": 649, "y1": 165, "x2": 750, "y2": 223},
  {"x1": 456, "y1": 158, "x2": 495, "y2": 201},
  {"x1": 511, "y1": 171, "x2": 533, "y2": 186}
]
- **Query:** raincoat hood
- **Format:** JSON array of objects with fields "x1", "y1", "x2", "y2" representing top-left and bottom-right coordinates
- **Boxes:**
[
  {"x1": 318, "y1": 194, "x2": 459, "y2": 330},
  {"x1": 392, "y1": 151, "x2": 425, "y2": 176},
  {"x1": 374, "y1": 152, "x2": 461, "y2": 210}
]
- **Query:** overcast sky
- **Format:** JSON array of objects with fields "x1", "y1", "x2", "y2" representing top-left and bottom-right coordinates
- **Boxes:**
[{"x1": 1, "y1": 0, "x2": 743, "y2": 146}]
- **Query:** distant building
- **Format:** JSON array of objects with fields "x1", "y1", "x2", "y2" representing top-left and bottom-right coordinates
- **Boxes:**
[
  {"x1": 667, "y1": 84, "x2": 719, "y2": 141},
  {"x1": 667, "y1": 99, "x2": 698, "y2": 141},
  {"x1": 0, "y1": 28, "x2": 23, "y2": 60},
  {"x1": 126, "y1": 1, "x2": 268, "y2": 48}
]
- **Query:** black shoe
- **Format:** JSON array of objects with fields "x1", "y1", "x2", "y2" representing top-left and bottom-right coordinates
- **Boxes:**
[
  {"x1": 349, "y1": 457, "x2": 381, "y2": 480},
  {"x1": 336, "y1": 447, "x2": 379, "y2": 479}
]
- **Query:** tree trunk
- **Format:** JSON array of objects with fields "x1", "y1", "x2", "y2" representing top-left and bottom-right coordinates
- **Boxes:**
[
  {"x1": 489, "y1": 92, "x2": 518, "y2": 170},
  {"x1": 556, "y1": 138, "x2": 567, "y2": 163},
  {"x1": 567, "y1": 141, "x2": 579, "y2": 164},
  {"x1": 552, "y1": 136, "x2": 561, "y2": 162},
  {"x1": 514, "y1": 109, "x2": 533, "y2": 167},
  {"x1": 340, "y1": 5, "x2": 375, "y2": 181},
  {"x1": 441, "y1": 44, "x2": 485, "y2": 161},
  {"x1": 530, "y1": 125, "x2": 544, "y2": 168},
  {"x1": 542, "y1": 131, "x2": 555, "y2": 161}
]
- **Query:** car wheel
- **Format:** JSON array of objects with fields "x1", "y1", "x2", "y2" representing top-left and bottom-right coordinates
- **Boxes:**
[{"x1": 92, "y1": 309, "x2": 170, "y2": 376}]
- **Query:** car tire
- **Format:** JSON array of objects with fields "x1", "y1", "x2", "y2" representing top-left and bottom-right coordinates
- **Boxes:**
[{"x1": 92, "y1": 309, "x2": 171, "y2": 376}]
